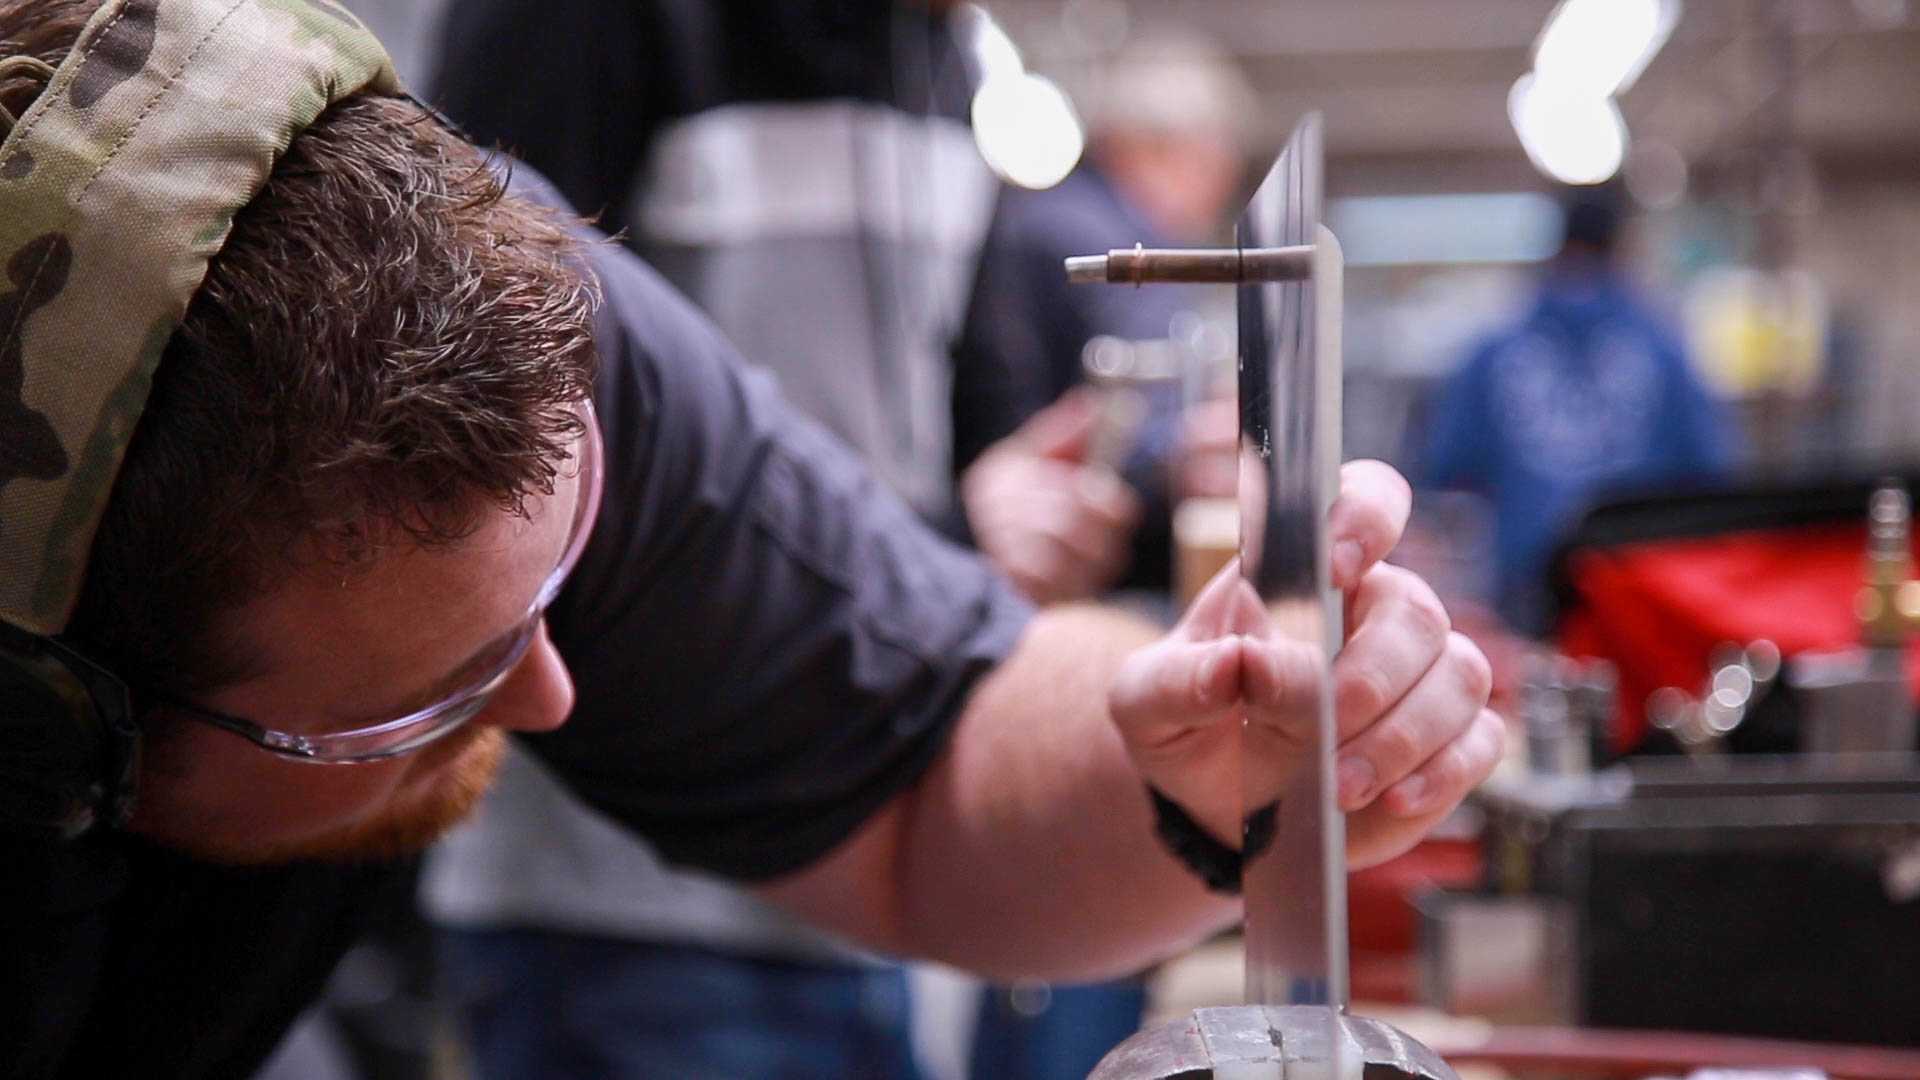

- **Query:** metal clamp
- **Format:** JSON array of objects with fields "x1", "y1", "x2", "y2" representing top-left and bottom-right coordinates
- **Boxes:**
[{"x1": 1089, "y1": 1005, "x2": 1457, "y2": 1080}]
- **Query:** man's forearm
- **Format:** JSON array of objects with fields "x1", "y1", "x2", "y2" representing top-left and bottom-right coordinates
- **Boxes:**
[
  {"x1": 760, "y1": 603, "x2": 1237, "y2": 980},
  {"x1": 885, "y1": 603, "x2": 1239, "y2": 981}
]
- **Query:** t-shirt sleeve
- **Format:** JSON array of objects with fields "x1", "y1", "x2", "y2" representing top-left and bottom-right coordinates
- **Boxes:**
[{"x1": 526, "y1": 235, "x2": 1035, "y2": 883}]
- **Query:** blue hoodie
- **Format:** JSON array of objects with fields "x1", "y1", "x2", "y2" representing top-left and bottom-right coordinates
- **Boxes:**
[{"x1": 1423, "y1": 265, "x2": 1735, "y2": 628}]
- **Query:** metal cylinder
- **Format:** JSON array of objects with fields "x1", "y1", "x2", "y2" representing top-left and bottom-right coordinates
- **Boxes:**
[
  {"x1": 1065, "y1": 244, "x2": 1316, "y2": 285},
  {"x1": 1860, "y1": 483, "x2": 1916, "y2": 648}
]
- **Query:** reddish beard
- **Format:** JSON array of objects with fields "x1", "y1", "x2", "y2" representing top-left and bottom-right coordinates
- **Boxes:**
[
  {"x1": 288, "y1": 726, "x2": 507, "y2": 861},
  {"x1": 183, "y1": 726, "x2": 508, "y2": 865}
]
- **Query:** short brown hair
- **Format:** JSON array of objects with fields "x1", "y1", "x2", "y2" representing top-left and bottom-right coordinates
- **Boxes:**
[{"x1": 2, "y1": 1, "x2": 599, "y2": 694}]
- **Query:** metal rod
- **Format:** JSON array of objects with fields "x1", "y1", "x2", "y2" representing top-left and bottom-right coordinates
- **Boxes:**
[{"x1": 1064, "y1": 244, "x2": 1316, "y2": 285}]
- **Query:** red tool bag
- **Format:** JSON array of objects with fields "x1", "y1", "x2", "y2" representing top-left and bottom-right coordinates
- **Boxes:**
[{"x1": 1549, "y1": 475, "x2": 1920, "y2": 754}]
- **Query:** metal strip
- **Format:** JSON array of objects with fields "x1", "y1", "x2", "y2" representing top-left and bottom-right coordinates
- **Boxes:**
[{"x1": 1236, "y1": 114, "x2": 1350, "y2": 1078}]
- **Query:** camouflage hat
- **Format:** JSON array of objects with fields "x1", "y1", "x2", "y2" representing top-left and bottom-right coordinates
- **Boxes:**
[{"x1": 0, "y1": 0, "x2": 397, "y2": 636}]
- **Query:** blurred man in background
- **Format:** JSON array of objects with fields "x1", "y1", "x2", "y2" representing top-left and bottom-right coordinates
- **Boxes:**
[
  {"x1": 954, "y1": 26, "x2": 1253, "y2": 604},
  {"x1": 424, "y1": 3, "x2": 1220, "y2": 1077},
  {"x1": 1421, "y1": 184, "x2": 1737, "y2": 635},
  {"x1": 950, "y1": 28, "x2": 1256, "y2": 1078}
]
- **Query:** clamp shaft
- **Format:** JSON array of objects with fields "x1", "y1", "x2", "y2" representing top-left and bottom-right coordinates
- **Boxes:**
[{"x1": 1065, "y1": 244, "x2": 1315, "y2": 286}]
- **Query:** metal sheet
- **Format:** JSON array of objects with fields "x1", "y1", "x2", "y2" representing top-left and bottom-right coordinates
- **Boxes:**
[{"x1": 1236, "y1": 113, "x2": 1349, "y2": 1027}]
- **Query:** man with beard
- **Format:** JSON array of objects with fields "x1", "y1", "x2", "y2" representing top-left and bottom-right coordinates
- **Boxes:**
[{"x1": 0, "y1": 2, "x2": 1502, "y2": 1077}]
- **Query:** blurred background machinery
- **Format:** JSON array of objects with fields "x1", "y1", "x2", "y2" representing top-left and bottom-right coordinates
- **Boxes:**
[{"x1": 1420, "y1": 475, "x2": 1920, "y2": 1048}]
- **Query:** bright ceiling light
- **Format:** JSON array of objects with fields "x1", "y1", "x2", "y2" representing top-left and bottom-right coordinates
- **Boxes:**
[
  {"x1": 971, "y1": 73, "x2": 1085, "y2": 190},
  {"x1": 1534, "y1": 0, "x2": 1681, "y2": 98},
  {"x1": 1508, "y1": 73, "x2": 1629, "y2": 185}
]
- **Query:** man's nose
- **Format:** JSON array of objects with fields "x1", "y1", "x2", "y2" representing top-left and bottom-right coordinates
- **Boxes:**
[{"x1": 473, "y1": 620, "x2": 575, "y2": 733}]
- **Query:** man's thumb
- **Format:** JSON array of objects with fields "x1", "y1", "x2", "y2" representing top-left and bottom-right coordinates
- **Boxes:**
[{"x1": 1017, "y1": 387, "x2": 1099, "y2": 461}]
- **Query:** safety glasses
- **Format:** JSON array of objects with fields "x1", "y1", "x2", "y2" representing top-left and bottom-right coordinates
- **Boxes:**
[{"x1": 155, "y1": 401, "x2": 605, "y2": 763}]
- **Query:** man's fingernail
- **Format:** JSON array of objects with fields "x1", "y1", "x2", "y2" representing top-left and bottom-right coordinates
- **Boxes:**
[
  {"x1": 1392, "y1": 775, "x2": 1428, "y2": 813},
  {"x1": 1078, "y1": 467, "x2": 1120, "y2": 502},
  {"x1": 1336, "y1": 757, "x2": 1375, "y2": 807},
  {"x1": 1333, "y1": 540, "x2": 1363, "y2": 585}
]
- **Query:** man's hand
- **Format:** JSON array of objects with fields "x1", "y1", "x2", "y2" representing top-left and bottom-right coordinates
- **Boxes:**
[
  {"x1": 1107, "y1": 460, "x2": 1502, "y2": 870},
  {"x1": 962, "y1": 390, "x2": 1142, "y2": 606},
  {"x1": 762, "y1": 460, "x2": 1491, "y2": 979}
]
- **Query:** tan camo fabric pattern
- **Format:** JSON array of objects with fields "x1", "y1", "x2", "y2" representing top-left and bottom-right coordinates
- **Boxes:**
[{"x1": 0, "y1": 0, "x2": 396, "y2": 635}]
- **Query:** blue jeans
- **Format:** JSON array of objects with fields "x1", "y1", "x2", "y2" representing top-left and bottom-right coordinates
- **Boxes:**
[
  {"x1": 968, "y1": 979, "x2": 1147, "y2": 1080},
  {"x1": 440, "y1": 928, "x2": 922, "y2": 1080}
]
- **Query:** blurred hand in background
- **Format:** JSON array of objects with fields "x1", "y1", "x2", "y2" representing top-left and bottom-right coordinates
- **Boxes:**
[
  {"x1": 1177, "y1": 395, "x2": 1240, "y2": 501},
  {"x1": 963, "y1": 388, "x2": 1143, "y2": 605}
]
